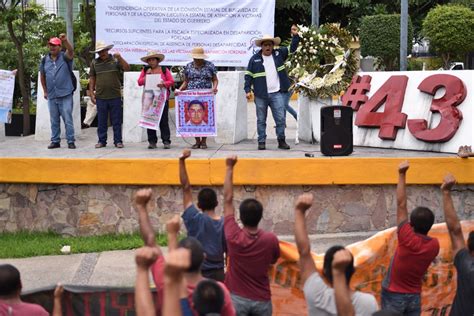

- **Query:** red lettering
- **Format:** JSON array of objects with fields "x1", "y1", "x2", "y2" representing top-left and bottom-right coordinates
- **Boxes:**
[
  {"x1": 407, "y1": 74, "x2": 466, "y2": 142},
  {"x1": 354, "y1": 76, "x2": 409, "y2": 140},
  {"x1": 342, "y1": 75, "x2": 372, "y2": 110}
]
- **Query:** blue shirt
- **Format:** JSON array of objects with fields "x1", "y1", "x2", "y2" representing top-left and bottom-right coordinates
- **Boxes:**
[
  {"x1": 184, "y1": 60, "x2": 217, "y2": 90},
  {"x1": 39, "y1": 52, "x2": 74, "y2": 99},
  {"x1": 182, "y1": 205, "x2": 226, "y2": 271}
]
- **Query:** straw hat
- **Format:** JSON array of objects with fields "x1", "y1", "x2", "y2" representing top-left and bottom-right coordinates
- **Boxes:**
[
  {"x1": 255, "y1": 35, "x2": 281, "y2": 47},
  {"x1": 190, "y1": 47, "x2": 208, "y2": 59},
  {"x1": 140, "y1": 51, "x2": 165, "y2": 63},
  {"x1": 90, "y1": 40, "x2": 114, "y2": 53}
]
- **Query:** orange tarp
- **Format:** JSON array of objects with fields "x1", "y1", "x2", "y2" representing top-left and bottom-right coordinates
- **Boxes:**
[{"x1": 270, "y1": 221, "x2": 474, "y2": 316}]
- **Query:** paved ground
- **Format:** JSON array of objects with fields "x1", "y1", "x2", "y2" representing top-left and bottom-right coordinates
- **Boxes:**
[
  {"x1": 0, "y1": 100, "x2": 451, "y2": 159},
  {"x1": 0, "y1": 231, "x2": 376, "y2": 292}
]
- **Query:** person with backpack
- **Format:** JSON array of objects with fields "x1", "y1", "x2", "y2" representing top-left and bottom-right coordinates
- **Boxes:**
[
  {"x1": 137, "y1": 51, "x2": 174, "y2": 149},
  {"x1": 89, "y1": 41, "x2": 130, "y2": 149},
  {"x1": 39, "y1": 34, "x2": 76, "y2": 149}
]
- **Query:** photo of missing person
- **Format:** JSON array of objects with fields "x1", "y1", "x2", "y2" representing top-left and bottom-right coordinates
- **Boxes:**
[{"x1": 185, "y1": 100, "x2": 209, "y2": 126}]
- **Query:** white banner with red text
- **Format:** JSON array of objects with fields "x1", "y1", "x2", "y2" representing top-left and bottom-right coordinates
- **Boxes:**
[{"x1": 96, "y1": 0, "x2": 275, "y2": 66}]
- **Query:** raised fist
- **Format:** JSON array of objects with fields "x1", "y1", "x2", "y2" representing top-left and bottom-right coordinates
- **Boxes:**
[
  {"x1": 441, "y1": 173, "x2": 456, "y2": 191},
  {"x1": 295, "y1": 193, "x2": 314, "y2": 213},
  {"x1": 398, "y1": 160, "x2": 409, "y2": 174},
  {"x1": 180, "y1": 149, "x2": 191, "y2": 160},
  {"x1": 134, "y1": 188, "x2": 153, "y2": 207},
  {"x1": 226, "y1": 156, "x2": 238, "y2": 167}
]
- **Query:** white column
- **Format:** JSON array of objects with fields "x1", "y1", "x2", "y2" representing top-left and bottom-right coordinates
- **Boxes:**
[
  {"x1": 35, "y1": 71, "x2": 81, "y2": 141},
  {"x1": 214, "y1": 71, "x2": 248, "y2": 144},
  {"x1": 296, "y1": 95, "x2": 312, "y2": 143},
  {"x1": 122, "y1": 72, "x2": 147, "y2": 143},
  {"x1": 0, "y1": 123, "x2": 5, "y2": 142}
]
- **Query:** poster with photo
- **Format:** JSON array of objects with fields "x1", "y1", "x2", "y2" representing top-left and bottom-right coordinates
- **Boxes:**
[
  {"x1": 0, "y1": 70, "x2": 16, "y2": 124},
  {"x1": 175, "y1": 89, "x2": 216, "y2": 137},
  {"x1": 138, "y1": 74, "x2": 167, "y2": 130}
]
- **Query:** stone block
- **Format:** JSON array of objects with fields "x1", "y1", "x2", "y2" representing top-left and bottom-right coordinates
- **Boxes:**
[
  {"x1": 35, "y1": 71, "x2": 82, "y2": 141},
  {"x1": 215, "y1": 71, "x2": 248, "y2": 144},
  {"x1": 0, "y1": 123, "x2": 5, "y2": 142}
]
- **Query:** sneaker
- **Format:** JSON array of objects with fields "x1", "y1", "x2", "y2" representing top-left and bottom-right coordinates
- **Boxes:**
[
  {"x1": 95, "y1": 143, "x2": 106, "y2": 148},
  {"x1": 115, "y1": 142, "x2": 124, "y2": 148},
  {"x1": 258, "y1": 142, "x2": 266, "y2": 150},
  {"x1": 278, "y1": 139, "x2": 290, "y2": 150},
  {"x1": 163, "y1": 142, "x2": 171, "y2": 149},
  {"x1": 47, "y1": 142, "x2": 60, "y2": 149},
  {"x1": 148, "y1": 142, "x2": 157, "y2": 149},
  {"x1": 68, "y1": 143, "x2": 76, "y2": 149}
]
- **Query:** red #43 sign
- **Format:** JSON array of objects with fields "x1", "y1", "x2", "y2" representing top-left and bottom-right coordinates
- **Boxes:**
[{"x1": 342, "y1": 74, "x2": 467, "y2": 142}]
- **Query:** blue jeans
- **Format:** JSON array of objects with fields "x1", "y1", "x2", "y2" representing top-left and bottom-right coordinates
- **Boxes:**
[
  {"x1": 48, "y1": 94, "x2": 75, "y2": 144},
  {"x1": 231, "y1": 294, "x2": 272, "y2": 316},
  {"x1": 96, "y1": 97, "x2": 123, "y2": 145},
  {"x1": 254, "y1": 92, "x2": 286, "y2": 143},
  {"x1": 283, "y1": 91, "x2": 297, "y2": 120},
  {"x1": 381, "y1": 288, "x2": 421, "y2": 316}
]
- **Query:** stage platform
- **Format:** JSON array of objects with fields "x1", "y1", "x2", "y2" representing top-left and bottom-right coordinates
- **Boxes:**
[{"x1": 1, "y1": 104, "x2": 473, "y2": 186}]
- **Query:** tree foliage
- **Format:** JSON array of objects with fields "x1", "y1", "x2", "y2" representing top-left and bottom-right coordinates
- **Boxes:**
[
  {"x1": 360, "y1": 14, "x2": 413, "y2": 70},
  {"x1": 422, "y1": 4, "x2": 474, "y2": 68}
]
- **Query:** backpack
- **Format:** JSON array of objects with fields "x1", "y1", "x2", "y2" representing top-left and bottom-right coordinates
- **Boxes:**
[{"x1": 41, "y1": 53, "x2": 77, "y2": 92}]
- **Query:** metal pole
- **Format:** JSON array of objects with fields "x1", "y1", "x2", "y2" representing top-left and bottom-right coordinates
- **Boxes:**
[
  {"x1": 312, "y1": 0, "x2": 319, "y2": 28},
  {"x1": 66, "y1": 0, "x2": 74, "y2": 51},
  {"x1": 400, "y1": 0, "x2": 408, "y2": 71}
]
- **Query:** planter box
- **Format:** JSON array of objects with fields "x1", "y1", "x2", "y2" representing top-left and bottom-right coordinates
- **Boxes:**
[{"x1": 5, "y1": 114, "x2": 36, "y2": 136}]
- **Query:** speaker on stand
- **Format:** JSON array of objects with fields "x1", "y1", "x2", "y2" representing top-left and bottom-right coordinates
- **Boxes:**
[{"x1": 320, "y1": 105, "x2": 353, "y2": 156}]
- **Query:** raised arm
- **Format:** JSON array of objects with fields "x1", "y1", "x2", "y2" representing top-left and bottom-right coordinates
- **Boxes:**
[
  {"x1": 224, "y1": 156, "x2": 238, "y2": 217},
  {"x1": 163, "y1": 248, "x2": 191, "y2": 316},
  {"x1": 114, "y1": 52, "x2": 130, "y2": 71},
  {"x1": 441, "y1": 173, "x2": 465, "y2": 256},
  {"x1": 179, "y1": 149, "x2": 193, "y2": 209},
  {"x1": 134, "y1": 188, "x2": 161, "y2": 252},
  {"x1": 397, "y1": 160, "x2": 409, "y2": 225},
  {"x1": 52, "y1": 284, "x2": 64, "y2": 316},
  {"x1": 212, "y1": 74, "x2": 218, "y2": 94},
  {"x1": 332, "y1": 249, "x2": 355, "y2": 316},
  {"x1": 166, "y1": 215, "x2": 181, "y2": 251},
  {"x1": 135, "y1": 246, "x2": 160, "y2": 316},
  {"x1": 294, "y1": 193, "x2": 317, "y2": 284},
  {"x1": 59, "y1": 33, "x2": 74, "y2": 60}
]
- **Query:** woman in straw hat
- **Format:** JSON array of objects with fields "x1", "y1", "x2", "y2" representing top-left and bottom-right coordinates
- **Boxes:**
[
  {"x1": 177, "y1": 47, "x2": 218, "y2": 149},
  {"x1": 138, "y1": 51, "x2": 174, "y2": 149}
]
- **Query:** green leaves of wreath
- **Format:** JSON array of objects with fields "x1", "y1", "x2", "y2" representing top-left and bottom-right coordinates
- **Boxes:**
[{"x1": 286, "y1": 23, "x2": 358, "y2": 100}]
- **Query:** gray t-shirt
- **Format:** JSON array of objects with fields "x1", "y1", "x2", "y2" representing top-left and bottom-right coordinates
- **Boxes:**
[
  {"x1": 450, "y1": 248, "x2": 474, "y2": 316},
  {"x1": 303, "y1": 272, "x2": 378, "y2": 316}
]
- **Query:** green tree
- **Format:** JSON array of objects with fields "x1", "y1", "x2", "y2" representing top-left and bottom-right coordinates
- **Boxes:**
[
  {"x1": 360, "y1": 14, "x2": 413, "y2": 70},
  {"x1": 422, "y1": 4, "x2": 474, "y2": 69}
]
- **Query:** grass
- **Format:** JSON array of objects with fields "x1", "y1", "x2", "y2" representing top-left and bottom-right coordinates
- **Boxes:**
[{"x1": 0, "y1": 231, "x2": 168, "y2": 259}]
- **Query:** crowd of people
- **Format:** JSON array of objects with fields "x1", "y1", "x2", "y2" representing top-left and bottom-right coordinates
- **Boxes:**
[
  {"x1": 0, "y1": 155, "x2": 472, "y2": 315},
  {"x1": 37, "y1": 26, "x2": 302, "y2": 151}
]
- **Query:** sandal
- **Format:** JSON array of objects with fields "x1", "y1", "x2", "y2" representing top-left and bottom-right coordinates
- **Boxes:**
[
  {"x1": 192, "y1": 142, "x2": 201, "y2": 149},
  {"x1": 200, "y1": 143, "x2": 208, "y2": 149}
]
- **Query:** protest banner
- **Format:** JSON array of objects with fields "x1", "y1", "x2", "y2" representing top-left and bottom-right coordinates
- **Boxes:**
[
  {"x1": 138, "y1": 74, "x2": 167, "y2": 130},
  {"x1": 175, "y1": 89, "x2": 216, "y2": 137},
  {"x1": 96, "y1": 0, "x2": 275, "y2": 66},
  {"x1": 0, "y1": 70, "x2": 15, "y2": 124}
]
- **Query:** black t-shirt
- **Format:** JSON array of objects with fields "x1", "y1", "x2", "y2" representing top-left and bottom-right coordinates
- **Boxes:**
[{"x1": 450, "y1": 248, "x2": 474, "y2": 316}]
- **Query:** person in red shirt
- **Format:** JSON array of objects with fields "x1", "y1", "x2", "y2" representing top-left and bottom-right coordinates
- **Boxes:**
[
  {"x1": 133, "y1": 188, "x2": 236, "y2": 316},
  {"x1": 381, "y1": 161, "x2": 440, "y2": 315},
  {"x1": 0, "y1": 264, "x2": 62, "y2": 316},
  {"x1": 223, "y1": 156, "x2": 280, "y2": 316}
]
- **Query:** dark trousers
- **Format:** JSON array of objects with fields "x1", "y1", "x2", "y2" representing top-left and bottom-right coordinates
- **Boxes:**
[
  {"x1": 96, "y1": 97, "x2": 122, "y2": 145},
  {"x1": 202, "y1": 268, "x2": 225, "y2": 282},
  {"x1": 147, "y1": 100, "x2": 171, "y2": 144}
]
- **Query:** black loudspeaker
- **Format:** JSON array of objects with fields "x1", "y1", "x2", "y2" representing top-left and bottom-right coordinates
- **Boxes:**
[{"x1": 320, "y1": 105, "x2": 353, "y2": 156}]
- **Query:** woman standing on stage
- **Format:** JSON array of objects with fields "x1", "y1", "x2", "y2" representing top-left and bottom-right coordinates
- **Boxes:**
[
  {"x1": 138, "y1": 51, "x2": 174, "y2": 149},
  {"x1": 177, "y1": 47, "x2": 218, "y2": 149}
]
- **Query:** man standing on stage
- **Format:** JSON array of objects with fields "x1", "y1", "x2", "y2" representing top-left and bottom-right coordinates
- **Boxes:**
[{"x1": 244, "y1": 29, "x2": 299, "y2": 150}]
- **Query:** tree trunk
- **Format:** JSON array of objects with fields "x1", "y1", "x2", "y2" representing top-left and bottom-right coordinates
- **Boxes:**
[{"x1": 6, "y1": 18, "x2": 30, "y2": 136}]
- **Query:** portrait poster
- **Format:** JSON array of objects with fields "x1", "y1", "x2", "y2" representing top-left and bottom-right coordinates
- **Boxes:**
[
  {"x1": 175, "y1": 89, "x2": 216, "y2": 137},
  {"x1": 0, "y1": 70, "x2": 15, "y2": 124},
  {"x1": 138, "y1": 74, "x2": 167, "y2": 130}
]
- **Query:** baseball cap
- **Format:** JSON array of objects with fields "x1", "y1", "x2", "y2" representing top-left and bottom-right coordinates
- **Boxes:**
[{"x1": 48, "y1": 37, "x2": 61, "y2": 46}]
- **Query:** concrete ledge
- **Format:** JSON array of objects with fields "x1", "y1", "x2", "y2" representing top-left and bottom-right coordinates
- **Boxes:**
[{"x1": 0, "y1": 157, "x2": 472, "y2": 185}]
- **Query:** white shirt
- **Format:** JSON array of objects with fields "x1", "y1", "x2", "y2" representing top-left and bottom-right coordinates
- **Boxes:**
[
  {"x1": 262, "y1": 54, "x2": 280, "y2": 93},
  {"x1": 303, "y1": 272, "x2": 379, "y2": 316}
]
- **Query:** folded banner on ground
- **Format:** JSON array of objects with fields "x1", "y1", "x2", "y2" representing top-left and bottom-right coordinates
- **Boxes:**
[
  {"x1": 21, "y1": 221, "x2": 473, "y2": 315},
  {"x1": 0, "y1": 70, "x2": 15, "y2": 124},
  {"x1": 175, "y1": 90, "x2": 217, "y2": 137}
]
